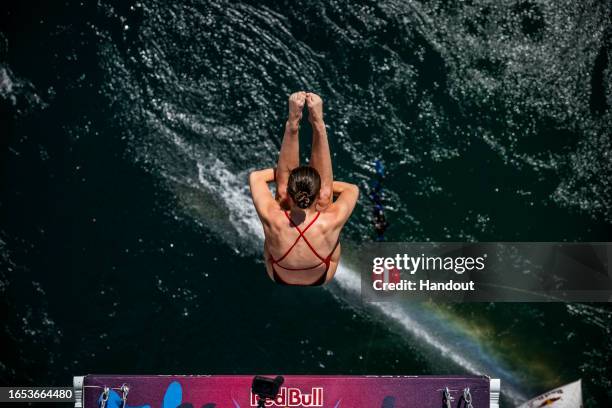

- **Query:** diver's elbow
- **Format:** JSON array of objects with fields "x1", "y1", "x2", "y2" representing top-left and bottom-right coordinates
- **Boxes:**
[{"x1": 248, "y1": 170, "x2": 260, "y2": 186}]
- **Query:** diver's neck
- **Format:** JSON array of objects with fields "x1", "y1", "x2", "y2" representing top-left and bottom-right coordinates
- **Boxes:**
[{"x1": 286, "y1": 206, "x2": 317, "y2": 227}]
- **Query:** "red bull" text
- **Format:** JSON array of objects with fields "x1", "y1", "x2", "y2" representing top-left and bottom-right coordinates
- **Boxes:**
[{"x1": 250, "y1": 387, "x2": 324, "y2": 407}]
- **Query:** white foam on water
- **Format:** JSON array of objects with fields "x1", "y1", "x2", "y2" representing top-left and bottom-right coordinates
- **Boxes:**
[
  {"x1": 333, "y1": 263, "x2": 479, "y2": 368},
  {"x1": 196, "y1": 159, "x2": 264, "y2": 242}
]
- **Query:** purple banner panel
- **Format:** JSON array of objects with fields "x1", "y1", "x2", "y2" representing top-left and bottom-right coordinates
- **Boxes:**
[{"x1": 75, "y1": 374, "x2": 499, "y2": 408}]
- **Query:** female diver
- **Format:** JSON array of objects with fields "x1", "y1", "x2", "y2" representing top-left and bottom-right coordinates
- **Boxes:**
[{"x1": 249, "y1": 92, "x2": 359, "y2": 286}]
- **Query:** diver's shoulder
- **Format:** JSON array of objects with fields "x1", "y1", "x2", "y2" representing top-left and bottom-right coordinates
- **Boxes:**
[
  {"x1": 260, "y1": 205, "x2": 284, "y2": 228},
  {"x1": 320, "y1": 206, "x2": 346, "y2": 227}
]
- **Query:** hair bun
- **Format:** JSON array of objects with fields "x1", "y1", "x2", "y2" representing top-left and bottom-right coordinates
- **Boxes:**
[
  {"x1": 287, "y1": 166, "x2": 321, "y2": 209},
  {"x1": 295, "y1": 191, "x2": 311, "y2": 209}
]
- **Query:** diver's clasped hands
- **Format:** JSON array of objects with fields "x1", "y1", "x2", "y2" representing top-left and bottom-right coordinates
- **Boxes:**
[
  {"x1": 288, "y1": 91, "x2": 324, "y2": 127},
  {"x1": 287, "y1": 91, "x2": 306, "y2": 124}
]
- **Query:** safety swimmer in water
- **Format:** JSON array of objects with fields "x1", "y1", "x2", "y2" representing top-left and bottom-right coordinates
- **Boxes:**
[
  {"x1": 369, "y1": 160, "x2": 389, "y2": 241},
  {"x1": 249, "y1": 92, "x2": 359, "y2": 286}
]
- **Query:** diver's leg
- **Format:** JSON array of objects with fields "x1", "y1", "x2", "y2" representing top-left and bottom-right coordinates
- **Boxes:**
[
  {"x1": 276, "y1": 92, "x2": 306, "y2": 204},
  {"x1": 306, "y1": 92, "x2": 333, "y2": 210}
]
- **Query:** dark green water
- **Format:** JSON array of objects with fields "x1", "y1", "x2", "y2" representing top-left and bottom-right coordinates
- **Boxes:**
[{"x1": 1, "y1": 0, "x2": 611, "y2": 406}]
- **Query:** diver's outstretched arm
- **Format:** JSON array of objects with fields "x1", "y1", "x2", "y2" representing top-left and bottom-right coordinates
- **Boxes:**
[
  {"x1": 276, "y1": 91, "x2": 306, "y2": 204},
  {"x1": 306, "y1": 92, "x2": 333, "y2": 211}
]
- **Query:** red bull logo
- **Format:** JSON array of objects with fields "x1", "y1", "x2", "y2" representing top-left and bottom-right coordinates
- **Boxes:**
[{"x1": 250, "y1": 387, "x2": 324, "y2": 407}]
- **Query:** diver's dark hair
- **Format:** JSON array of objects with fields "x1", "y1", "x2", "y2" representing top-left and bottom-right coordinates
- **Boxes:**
[{"x1": 287, "y1": 166, "x2": 321, "y2": 209}]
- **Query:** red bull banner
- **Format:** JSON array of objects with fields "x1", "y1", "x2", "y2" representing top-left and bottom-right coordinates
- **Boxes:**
[{"x1": 74, "y1": 375, "x2": 500, "y2": 408}]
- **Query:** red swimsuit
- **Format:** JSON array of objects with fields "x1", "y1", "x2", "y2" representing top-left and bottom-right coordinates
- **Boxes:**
[{"x1": 269, "y1": 211, "x2": 340, "y2": 286}]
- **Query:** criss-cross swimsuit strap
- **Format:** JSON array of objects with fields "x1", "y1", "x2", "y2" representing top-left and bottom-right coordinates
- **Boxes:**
[{"x1": 269, "y1": 211, "x2": 340, "y2": 286}]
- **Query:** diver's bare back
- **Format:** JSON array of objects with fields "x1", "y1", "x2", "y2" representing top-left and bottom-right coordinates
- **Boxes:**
[
  {"x1": 263, "y1": 204, "x2": 343, "y2": 285},
  {"x1": 249, "y1": 91, "x2": 359, "y2": 286}
]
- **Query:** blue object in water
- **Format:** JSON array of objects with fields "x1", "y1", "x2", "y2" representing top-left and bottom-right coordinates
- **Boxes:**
[
  {"x1": 374, "y1": 160, "x2": 385, "y2": 176},
  {"x1": 370, "y1": 160, "x2": 388, "y2": 241}
]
